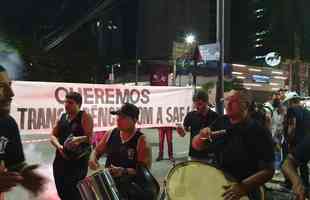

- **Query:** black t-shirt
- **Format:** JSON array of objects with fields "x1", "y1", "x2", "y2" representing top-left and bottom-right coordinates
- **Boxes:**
[
  {"x1": 54, "y1": 111, "x2": 90, "y2": 168},
  {"x1": 286, "y1": 106, "x2": 310, "y2": 143},
  {"x1": 293, "y1": 134, "x2": 310, "y2": 165},
  {"x1": 208, "y1": 116, "x2": 275, "y2": 182},
  {"x1": 0, "y1": 116, "x2": 25, "y2": 171},
  {"x1": 183, "y1": 109, "x2": 219, "y2": 158},
  {"x1": 105, "y1": 128, "x2": 142, "y2": 169}
]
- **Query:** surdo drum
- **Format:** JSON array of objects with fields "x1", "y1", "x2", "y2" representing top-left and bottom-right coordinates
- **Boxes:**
[{"x1": 164, "y1": 161, "x2": 250, "y2": 200}]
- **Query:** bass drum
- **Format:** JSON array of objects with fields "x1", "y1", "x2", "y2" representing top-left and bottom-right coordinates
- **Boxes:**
[{"x1": 164, "y1": 161, "x2": 251, "y2": 200}]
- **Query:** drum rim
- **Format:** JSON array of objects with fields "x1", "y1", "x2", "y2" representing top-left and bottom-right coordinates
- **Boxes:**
[
  {"x1": 164, "y1": 161, "x2": 242, "y2": 200},
  {"x1": 164, "y1": 161, "x2": 236, "y2": 182}
]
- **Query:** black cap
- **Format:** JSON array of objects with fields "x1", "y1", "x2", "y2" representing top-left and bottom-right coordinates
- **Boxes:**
[{"x1": 110, "y1": 103, "x2": 140, "y2": 120}]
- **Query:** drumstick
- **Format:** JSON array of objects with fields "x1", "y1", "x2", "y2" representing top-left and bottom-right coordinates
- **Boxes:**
[{"x1": 200, "y1": 129, "x2": 227, "y2": 141}]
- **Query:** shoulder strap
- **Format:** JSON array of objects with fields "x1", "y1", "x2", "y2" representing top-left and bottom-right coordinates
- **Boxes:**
[
  {"x1": 106, "y1": 128, "x2": 120, "y2": 145},
  {"x1": 60, "y1": 113, "x2": 67, "y2": 122}
]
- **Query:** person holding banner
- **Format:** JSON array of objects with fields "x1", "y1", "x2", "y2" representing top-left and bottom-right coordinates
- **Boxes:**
[
  {"x1": 0, "y1": 65, "x2": 46, "y2": 199},
  {"x1": 50, "y1": 91, "x2": 93, "y2": 200},
  {"x1": 192, "y1": 89, "x2": 274, "y2": 200},
  {"x1": 176, "y1": 90, "x2": 219, "y2": 162},
  {"x1": 89, "y1": 103, "x2": 153, "y2": 200}
]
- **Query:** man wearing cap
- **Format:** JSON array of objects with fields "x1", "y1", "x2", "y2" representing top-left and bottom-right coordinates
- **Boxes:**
[
  {"x1": 283, "y1": 92, "x2": 310, "y2": 191},
  {"x1": 176, "y1": 90, "x2": 219, "y2": 162},
  {"x1": 89, "y1": 103, "x2": 152, "y2": 200}
]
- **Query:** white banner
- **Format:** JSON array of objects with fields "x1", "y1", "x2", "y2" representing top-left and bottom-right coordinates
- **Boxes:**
[{"x1": 11, "y1": 81, "x2": 194, "y2": 134}]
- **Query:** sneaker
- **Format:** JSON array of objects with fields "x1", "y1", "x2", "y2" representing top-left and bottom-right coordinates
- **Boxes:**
[{"x1": 169, "y1": 157, "x2": 175, "y2": 162}]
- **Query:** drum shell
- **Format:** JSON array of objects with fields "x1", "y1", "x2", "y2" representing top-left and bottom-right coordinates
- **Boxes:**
[
  {"x1": 77, "y1": 169, "x2": 121, "y2": 200},
  {"x1": 164, "y1": 161, "x2": 250, "y2": 200}
]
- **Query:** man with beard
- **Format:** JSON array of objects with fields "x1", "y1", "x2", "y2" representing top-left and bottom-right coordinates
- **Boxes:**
[
  {"x1": 0, "y1": 65, "x2": 46, "y2": 199},
  {"x1": 192, "y1": 89, "x2": 275, "y2": 200}
]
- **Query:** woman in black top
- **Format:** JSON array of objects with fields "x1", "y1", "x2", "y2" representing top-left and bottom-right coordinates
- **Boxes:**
[{"x1": 50, "y1": 92, "x2": 93, "y2": 200}]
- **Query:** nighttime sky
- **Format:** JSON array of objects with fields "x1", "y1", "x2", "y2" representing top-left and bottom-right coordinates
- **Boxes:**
[
  {"x1": 1, "y1": 0, "x2": 104, "y2": 35},
  {"x1": 0, "y1": 0, "x2": 106, "y2": 82}
]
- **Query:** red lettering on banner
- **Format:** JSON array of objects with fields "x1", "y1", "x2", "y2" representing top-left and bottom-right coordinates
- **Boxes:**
[
  {"x1": 17, "y1": 107, "x2": 64, "y2": 130},
  {"x1": 84, "y1": 88, "x2": 94, "y2": 104},
  {"x1": 17, "y1": 108, "x2": 27, "y2": 129},
  {"x1": 105, "y1": 88, "x2": 115, "y2": 104},
  {"x1": 166, "y1": 106, "x2": 191, "y2": 123},
  {"x1": 138, "y1": 107, "x2": 153, "y2": 124},
  {"x1": 54, "y1": 87, "x2": 151, "y2": 105},
  {"x1": 94, "y1": 88, "x2": 104, "y2": 104}
]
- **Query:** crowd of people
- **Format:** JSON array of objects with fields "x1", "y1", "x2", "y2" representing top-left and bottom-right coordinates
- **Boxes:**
[
  {"x1": 0, "y1": 59, "x2": 309, "y2": 200},
  {"x1": 240, "y1": 88, "x2": 310, "y2": 200}
]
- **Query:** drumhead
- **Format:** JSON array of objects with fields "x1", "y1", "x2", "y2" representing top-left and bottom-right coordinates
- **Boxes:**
[{"x1": 165, "y1": 161, "x2": 249, "y2": 200}]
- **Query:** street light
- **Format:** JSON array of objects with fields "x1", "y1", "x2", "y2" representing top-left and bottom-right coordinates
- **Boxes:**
[
  {"x1": 135, "y1": 59, "x2": 141, "y2": 85},
  {"x1": 185, "y1": 33, "x2": 196, "y2": 45},
  {"x1": 109, "y1": 63, "x2": 121, "y2": 84},
  {"x1": 184, "y1": 33, "x2": 198, "y2": 89}
]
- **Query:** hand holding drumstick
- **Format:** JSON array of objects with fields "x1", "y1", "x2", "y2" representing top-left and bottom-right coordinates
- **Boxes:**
[{"x1": 176, "y1": 123, "x2": 186, "y2": 137}]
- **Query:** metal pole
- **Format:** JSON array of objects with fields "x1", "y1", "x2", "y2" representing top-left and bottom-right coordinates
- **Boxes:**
[
  {"x1": 173, "y1": 59, "x2": 177, "y2": 86},
  {"x1": 111, "y1": 65, "x2": 114, "y2": 83},
  {"x1": 193, "y1": 60, "x2": 197, "y2": 89},
  {"x1": 216, "y1": 0, "x2": 224, "y2": 115},
  {"x1": 97, "y1": 19, "x2": 104, "y2": 84},
  {"x1": 135, "y1": 0, "x2": 142, "y2": 86},
  {"x1": 135, "y1": 60, "x2": 138, "y2": 85}
]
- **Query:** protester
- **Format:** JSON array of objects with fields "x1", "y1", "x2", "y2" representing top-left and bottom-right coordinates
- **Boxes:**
[
  {"x1": 50, "y1": 91, "x2": 93, "y2": 200},
  {"x1": 0, "y1": 65, "x2": 46, "y2": 199},
  {"x1": 192, "y1": 89, "x2": 275, "y2": 200},
  {"x1": 89, "y1": 103, "x2": 153, "y2": 200},
  {"x1": 176, "y1": 90, "x2": 219, "y2": 162}
]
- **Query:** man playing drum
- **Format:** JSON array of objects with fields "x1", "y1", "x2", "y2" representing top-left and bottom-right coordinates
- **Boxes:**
[
  {"x1": 89, "y1": 103, "x2": 152, "y2": 200},
  {"x1": 192, "y1": 89, "x2": 275, "y2": 200}
]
